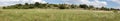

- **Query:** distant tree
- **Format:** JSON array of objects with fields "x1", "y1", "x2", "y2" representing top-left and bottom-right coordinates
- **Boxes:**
[
  {"x1": 88, "y1": 5, "x2": 94, "y2": 10},
  {"x1": 42, "y1": 4, "x2": 49, "y2": 8},
  {"x1": 3, "y1": 7, "x2": 6, "y2": 9},
  {"x1": 25, "y1": 3, "x2": 29, "y2": 5},
  {"x1": 64, "y1": 4, "x2": 70, "y2": 9},
  {"x1": 53, "y1": 4, "x2": 59, "y2": 7},
  {"x1": 34, "y1": 2, "x2": 40, "y2": 7},
  {"x1": 29, "y1": 6, "x2": 34, "y2": 9},
  {"x1": 79, "y1": 4, "x2": 88, "y2": 9},
  {"x1": 45, "y1": 3, "x2": 49, "y2": 8},
  {"x1": 94, "y1": 7, "x2": 100, "y2": 10},
  {"x1": 59, "y1": 4, "x2": 66, "y2": 9},
  {"x1": 100, "y1": 6, "x2": 111, "y2": 11},
  {"x1": 116, "y1": 9, "x2": 120, "y2": 11},
  {"x1": 100, "y1": 6, "x2": 106, "y2": 10},
  {"x1": 16, "y1": 4, "x2": 22, "y2": 6},
  {"x1": 71, "y1": 4, "x2": 77, "y2": 8},
  {"x1": 110, "y1": 8, "x2": 115, "y2": 10}
]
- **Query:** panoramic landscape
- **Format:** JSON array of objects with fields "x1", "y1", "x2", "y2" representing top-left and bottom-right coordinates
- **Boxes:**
[{"x1": 0, "y1": 0, "x2": 120, "y2": 21}]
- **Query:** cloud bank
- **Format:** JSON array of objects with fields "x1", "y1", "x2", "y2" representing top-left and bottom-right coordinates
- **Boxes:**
[
  {"x1": 0, "y1": 0, "x2": 47, "y2": 6},
  {"x1": 110, "y1": 0, "x2": 120, "y2": 9},
  {"x1": 111, "y1": 0, "x2": 120, "y2": 4},
  {"x1": 61, "y1": 0, "x2": 107, "y2": 7}
]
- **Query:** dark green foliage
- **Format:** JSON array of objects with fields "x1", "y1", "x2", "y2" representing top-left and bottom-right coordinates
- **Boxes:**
[
  {"x1": 89, "y1": 6, "x2": 94, "y2": 9},
  {"x1": 34, "y1": 2, "x2": 40, "y2": 7},
  {"x1": 88, "y1": 5, "x2": 94, "y2": 10},
  {"x1": 3, "y1": 7, "x2": 6, "y2": 9},
  {"x1": 59, "y1": 4, "x2": 66, "y2": 9},
  {"x1": 100, "y1": 7, "x2": 110, "y2": 11},
  {"x1": 79, "y1": 4, "x2": 89, "y2": 9},
  {"x1": 110, "y1": 8, "x2": 116, "y2": 10},
  {"x1": 29, "y1": 6, "x2": 34, "y2": 9},
  {"x1": 100, "y1": 7, "x2": 106, "y2": 10},
  {"x1": 25, "y1": 3, "x2": 29, "y2": 5},
  {"x1": 70, "y1": 4, "x2": 78, "y2": 8},
  {"x1": 16, "y1": 4, "x2": 22, "y2": 6}
]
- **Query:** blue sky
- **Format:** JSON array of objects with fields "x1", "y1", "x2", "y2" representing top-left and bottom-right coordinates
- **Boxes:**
[{"x1": 0, "y1": 0, "x2": 120, "y2": 9}]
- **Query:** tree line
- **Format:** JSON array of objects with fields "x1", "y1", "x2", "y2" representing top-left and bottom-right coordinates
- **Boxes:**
[{"x1": 3, "y1": 2, "x2": 120, "y2": 11}]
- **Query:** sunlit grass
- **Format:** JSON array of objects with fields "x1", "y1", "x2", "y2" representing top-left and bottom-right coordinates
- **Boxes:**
[{"x1": 0, "y1": 9, "x2": 120, "y2": 21}]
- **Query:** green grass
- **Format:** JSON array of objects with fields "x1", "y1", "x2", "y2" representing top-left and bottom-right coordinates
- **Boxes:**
[{"x1": 0, "y1": 9, "x2": 120, "y2": 21}]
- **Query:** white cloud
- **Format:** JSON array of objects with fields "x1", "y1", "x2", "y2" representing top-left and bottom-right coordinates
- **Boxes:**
[
  {"x1": 31, "y1": 0, "x2": 47, "y2": 3},
  {"x1": 20, "y1": 0, "x2": 47, "y2": 3},
  {"x1": 0, "y1": 0, "x2": 19, "y2": 2},
  {"x1": 115, "y1": 6, "x2": 120, "y2": 9},
  {"x1": 110, "y1": 0, "x2": 120, "y2": 9},
  {"x1": 62, "y1": 0, "x2": 107, "y2": 7},
  {"x1": 111, "y1": 6, "x2": 120, "y2": 9},
  {"x1": 0, "y1": 0, "x2": 47, "y2": 6},
  {"x1": 111, "y1": 0, "x2": 120, "y2": 4},
  {"x1": 89, "y1": 1, "x2": 107, "y2": 7}
]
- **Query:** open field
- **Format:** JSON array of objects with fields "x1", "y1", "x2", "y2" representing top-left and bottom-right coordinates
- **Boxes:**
[{"x1": 0, "y1": 9, "x2": 120, "y2": 21}]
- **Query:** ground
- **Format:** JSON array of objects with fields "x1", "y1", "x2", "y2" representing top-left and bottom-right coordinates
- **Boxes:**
[{"x1": 0, "y1": 9, "x2": 120, "y2": 21}]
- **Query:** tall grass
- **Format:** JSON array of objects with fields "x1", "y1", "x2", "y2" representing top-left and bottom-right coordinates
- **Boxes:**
[{"x1": 0, "y1": 9, "x2": 120, "y2": 21}]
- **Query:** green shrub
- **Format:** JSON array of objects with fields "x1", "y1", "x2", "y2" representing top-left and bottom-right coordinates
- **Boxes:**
[{"x1": 113, "y1": 10, "x2": 118, "y2": 13}]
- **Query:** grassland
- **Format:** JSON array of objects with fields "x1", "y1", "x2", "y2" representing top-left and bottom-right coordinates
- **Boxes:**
[{"x1": 0, "y1": 9, "x2": 120, "y2": 21}]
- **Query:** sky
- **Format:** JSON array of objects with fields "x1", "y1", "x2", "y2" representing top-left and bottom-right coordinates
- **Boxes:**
[{"x1": 0, "y1": 0, "x2": 119, "y2": 9}]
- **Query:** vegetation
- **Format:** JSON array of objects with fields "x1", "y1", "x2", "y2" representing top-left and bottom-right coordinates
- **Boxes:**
[
  {"x1": 113, "y1": 10, "x2": 119, "y2": 13},
  {"x1": 1, "y1": 2, "x2": 120, "y2": 21},
  {"x1": 0, "y1": 9, "x2": 119, "y2": 21}
]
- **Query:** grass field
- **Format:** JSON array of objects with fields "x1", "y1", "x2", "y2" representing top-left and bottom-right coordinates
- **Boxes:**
[{"x1": 0, "y1": 9, "x2": 120, "y2": 21}]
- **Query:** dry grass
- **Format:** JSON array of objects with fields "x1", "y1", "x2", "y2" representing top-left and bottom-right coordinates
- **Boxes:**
[{"x1": 0, "y1": 9, "x2": 120, "y2": 21}]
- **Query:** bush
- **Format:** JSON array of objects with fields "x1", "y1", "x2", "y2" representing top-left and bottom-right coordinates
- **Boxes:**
[
  {"x1": 113, "y1": 10, "x2": 118, "y2": 13},
  {"x1": 59, "y1": 6, "x2": 66, "y2": 9},
  {"x1": 79, "y1": 4, "x2": 89, "y2": 9},
  {"x1": 3, "y1": 7, "x2": 6, "y2": 9}
]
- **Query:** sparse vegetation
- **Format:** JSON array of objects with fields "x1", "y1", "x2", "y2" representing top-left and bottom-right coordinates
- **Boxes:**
[
  {"x1": 0, "y1": 10, "x2": 1, "y2": 13},
  {"x1": 113, "y1": 10, "x2": 119, "y2": 13}
]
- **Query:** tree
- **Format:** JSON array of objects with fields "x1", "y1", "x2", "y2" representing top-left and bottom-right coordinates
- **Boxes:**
[
  {"x1": 59, "y1": 4, "x2": 67, "y2": 9},
  {"x1": 100, "y1": 6, "x2": 111, "y2": 11},
  {"x1": 25, "y1": 3, "x2": 29, "y2": 5},
  {"x1": 34, "y1": 2, "x2": 40, "y2": 7},
  {"x1": 116, "y1": 9, "x2": 120, "y2": 11},
  {"x1": 29, "y1": 6, "x2": 34, "y2": 9},
  {"x1": 71, "y1": 4, "x2": 77, "y2": 8},
  {"x1": 100, "y1": 7, "x2": 106, "y2": 10},
  {"x1": 89, "y1": 5, "x2": 94, "y2": 8},
  {"x1": 16, "y1": 4, "x2": 22, "y2": 6},
  {"x1": 88, "y1": 5, "x2": 94, "y2": 10},
  {"x1": 79, "y1": 4, "x2": 88, "y2": 9},
  {"x1": 3, "y1": 7, "x2": 6, "y2": 9},
  {"x1": 42, "y1": 4, "x2": 48, "y2": 8}
]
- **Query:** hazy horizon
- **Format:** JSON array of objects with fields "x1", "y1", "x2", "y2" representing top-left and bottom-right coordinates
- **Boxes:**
[{"x1": 0, "y1": 0, "x2": 119, "y2": 9}]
